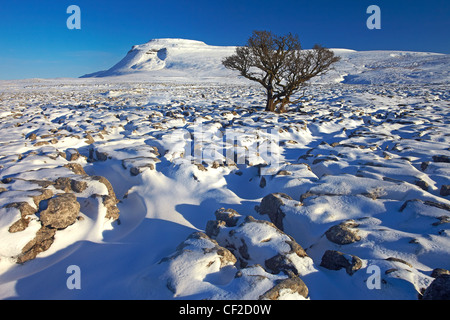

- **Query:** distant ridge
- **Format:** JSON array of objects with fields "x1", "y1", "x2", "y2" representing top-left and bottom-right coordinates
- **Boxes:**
[{"x1": 81, "y1": 38, "x2": 450, "y2": 85}]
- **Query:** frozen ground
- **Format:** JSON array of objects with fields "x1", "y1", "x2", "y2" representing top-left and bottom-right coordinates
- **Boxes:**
[{"x1": 0, "y1": 39, "x2": 449, "y2": 300}]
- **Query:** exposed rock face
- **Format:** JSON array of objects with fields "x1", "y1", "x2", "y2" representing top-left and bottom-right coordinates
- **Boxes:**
[
  {"x1": 63, "y1": 163, "x2": 86, "y2": 175},
  {"x1": 214, "y1": 207, "x2": 240, "y2": 227},
  {"x1": 259, "y1": 272, "x2": 309, "y2": 300},
  {"x1": 400, "y1": 198, "x2": 450, "y2": 213},
  {"x1": 325, "y1": 220, "x2": 361, "y2": 245},
  {"x1": 91, "y1": 176, "x2": 120, "y2": 221},
  {"x1": 440, "y1": 185, "x2": 450, "y2": 196},
  {"x1": 432, "y1": 155, "x2": 450, "y2": 163},
  {"x1": 54, "y1": 177, "x2": 88, "y2": 193},
  {"x1": 17, "y1": 227, "x2": 57, "y2": 264},
  {"x1": 100, "y1": 194, "x2": 120, "y2": 221},
  {"x1": 8, "y1": 217, "x2": 31, "y2": 233},
  {"x1": 205, "y1": 219, "x2": 226, "y2": 238},
  {"x1": 39, "y1": 193, "x2": 80, "y2": 229},
  {"x1": 257, "y1": 193, "x2": 293, "y2": 231},
  {"x1": 31, "y1": 189, "x2": 54, "y2": 207},
  {"x1": 6, "y1": 202, "x2": 37, "y2": 233},
  {"x1": 431, "y1": 268, "x2": 450, "y2": 278},
  {"x1": 320, "y1": 250, "x2": 362, "y2": 275},
  {"x1": 422, "y1": 274, "x2": 450, "y2": 300}
]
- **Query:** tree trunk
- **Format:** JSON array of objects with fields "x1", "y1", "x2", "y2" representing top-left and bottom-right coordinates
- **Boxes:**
[
  {"x1": 265, "y1": 98, "x2": 275, "y2": 112},
  {"x1": 278, "y1": 97, "x2": 289, "y2": 113},
  {"x1": 265, "y1": 86, "x2": 275, "y2": 112}
]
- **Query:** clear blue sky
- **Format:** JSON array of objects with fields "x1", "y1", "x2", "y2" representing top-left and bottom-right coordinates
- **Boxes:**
[{"x1": 0, "y1": 0, "x2": 449, "y2": 79}]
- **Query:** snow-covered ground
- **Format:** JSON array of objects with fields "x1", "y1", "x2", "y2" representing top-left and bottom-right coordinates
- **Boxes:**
[{"x1": 0, "y1": 39, "x2": 449, "y2": 300}]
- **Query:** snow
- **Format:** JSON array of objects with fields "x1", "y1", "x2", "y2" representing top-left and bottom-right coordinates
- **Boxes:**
[
  {"x1": 0, "y1": 38, "x2": 449, "y2": 300},
  {"x1": 81, "y1": 38, "x2": 239, "y2": 82}
]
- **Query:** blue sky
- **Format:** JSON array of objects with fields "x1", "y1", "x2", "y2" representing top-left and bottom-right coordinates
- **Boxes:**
[{"x1": 0, "y1": 0, "x2": 449, "y2": 79}]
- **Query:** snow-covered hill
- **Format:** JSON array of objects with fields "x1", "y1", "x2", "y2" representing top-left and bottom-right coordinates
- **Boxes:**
[
  {"x1": 81, "y1": 38, "x2": 238, "y2": 81},
  {"x1": 82, "y1": 38, "x2": 450, "y2": 85},
  {"x1": 323, "y1": 49, "x2": 450, "y2": 85}
]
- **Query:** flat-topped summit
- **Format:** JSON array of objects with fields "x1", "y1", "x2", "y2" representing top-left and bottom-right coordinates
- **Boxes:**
[
  {"x1": 137, "y1": 38, "x2": 209, "y2": 48},
  {"x1": 81, "y1": 38, "x2": 236, "y2": 79}
]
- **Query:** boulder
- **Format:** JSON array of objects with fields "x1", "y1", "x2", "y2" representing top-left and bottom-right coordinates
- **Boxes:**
[
  {"x1": 66, "y1": 148, "x2": 81, "y2": 161},
  {"x1": 440, "y1": 185, "x2": 450, "y2": 197},
  {"x1": 102, "y1": 195, "x2": 120, "y2": 221},
  {"x1": 91, "y1": 176, "x2": 120, "y2": 221},
  {"x1": 54, "y1": 177, "x2": 87, "y2": 193},
  {"x1": 5, "y1": 201, "x2": 36, "y2": 217},
  {"x1": 265, "y1": 254, "x2": 300, "y2": 276},
  {"x1": 259, "y1": 273, "x2": 309, "y2": 300},
  {"x1": 27, "y1": 133, "x2": 37, "y2": 141},
  {"x1": 16, "y1": 227, "x2": 56, "y2": 264},
  {"x1": 205, "y1": 220, "x2": 226, "y2": 238},
  {"x1": 8, "y1": 218, "x2": 31, "y2": 233},
  {"x1": 385, "y1": 257, "x2": 413, "y2": 268},
  {"x1": 122, "y1": 157, "x2": 159, "y2": 176},
  {"x1": 320, "y1": 250, "x2": 362, "y2": 275},
  {"x1": 422, "y1": 274, "x2": 450, "y2": 300},
  {"x1": 214, "y1": 215, "x2": 314, "y2": 276},
  {"x1": 257, "y1": 193, "x2": 293, "y2": 231},
  {"x1": 214, "y1": 207, "x2": 241, "y2": 227},
  {"x1": 400, "y1": 199, "x2": 450, "y2": 213},
  {"x1": 31, "y1": 188, "x2": 54, "y2": 207},
  {"x1": 84, "y1": 133, "x2": 95, "y2": 145},
  {"x1": 432, "y1": 155, "x2": 450, "y2": 163},
  {"x1": 63, "y1": 163, "x2": 86, "y2": 175},
  {"x1": 431, "y1": 268, "x2": 450, "y2": 278},
  {"x1": 6, "y1": 202, "x2": 37, "y2": 233},
  {"x1": 39, "y1": 193, "x2": 80, "y2": 229},
  {"x1": 325, "y1": 220, "x2": 361, "y2": 245}
]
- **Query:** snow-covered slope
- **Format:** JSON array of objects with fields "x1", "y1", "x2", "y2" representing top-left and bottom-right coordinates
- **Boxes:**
[
  {"x1": 81, "y1": 38, "x2": 238, "y2": 81},
  {"x1": 82, "y1": 38, "x2": 450, "y2": 85},
  {"x1": 324, "y1": 50, "x2": 450, "y2": 85}
]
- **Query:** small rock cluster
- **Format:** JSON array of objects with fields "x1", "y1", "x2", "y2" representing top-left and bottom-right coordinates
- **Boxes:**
[
  {"x1": 2, "y1": 168, "x2": 120, "y2": 264},
  {"x1": 152, "y1": 208, "x2": 315, "y2": 300}
]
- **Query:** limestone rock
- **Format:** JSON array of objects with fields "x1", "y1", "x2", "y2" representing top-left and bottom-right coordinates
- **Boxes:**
[
  {"x1": 422, "y1": 274, "x2": 450, "y2": 300},
  {"x1": 320, "y1": 250, "x2": 362, "y2": 275},
  {"x1": 63, "y1": 163, "x2": 86, "y2": 175},
  {"x1": 16, "y1": 227, "x2": 56, "y2": 264},
  {"x1": 431, "y1": 268, "x2": 450, "y2": 278},
  {"x1": 40, "y1": 193, "x2": 80, "y2": 229},
  {"x1": 54, "y1": 177, "x2": 87, "y2": 193},
  {"x1": 259, "y1": 273, "x2": 309, "y2": 300},
  {"x1": 257, "y1": 193, "x2": 293, "y2": 231},
  {"x1": 440, "y1": 185, "x2": 450, "y2": 197},
  {"x1": 6, "y1": 202, "x2": 37, "y2": 233},
  {"x1": 214, "y1": 208, "x2": 241, "y2": 227},
  {"x1": 215, "y1": 215, "x2": 313, "y2": 276},
  {"x1": 325, "y1": 220, "x2": 361, "y2": 245}
]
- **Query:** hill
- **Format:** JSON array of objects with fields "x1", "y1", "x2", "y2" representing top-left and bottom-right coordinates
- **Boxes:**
[{"x1": 82, "y1": 38, "x2": 450, "y2": 85}]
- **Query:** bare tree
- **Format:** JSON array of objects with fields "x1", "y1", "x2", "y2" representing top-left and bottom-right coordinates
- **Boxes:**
[{"x1": 223, "y1": 31, "x2": 340, "y2": 112}]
